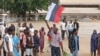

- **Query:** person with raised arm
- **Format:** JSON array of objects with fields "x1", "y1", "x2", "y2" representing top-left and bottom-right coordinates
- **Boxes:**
[{"x1": 45, "y1": 20, "x2": 64, "y2": 56}]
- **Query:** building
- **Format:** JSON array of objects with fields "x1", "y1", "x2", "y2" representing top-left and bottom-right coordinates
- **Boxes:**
[
  {"x1": 59, "y1": 0, "x2": 100, "y2": 20},
  {"x1": 39, "y1": 0, "x2": 100, "y2": 20}
]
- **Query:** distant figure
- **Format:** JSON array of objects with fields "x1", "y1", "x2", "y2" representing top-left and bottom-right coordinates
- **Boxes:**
[
  {"x1": 97, "y1": 33, "x2": 100, "y2": 56},
  {"x1": 29, "y1": 23, "x2": 34, "y2": 36},
  {"x1": 33, "y1": 30, "x2": 40, "y2": 56},
  {"x1": 60, "y1": 18, "x2": 67, "y2": 40},
  {"x1": 69, "y1": 29, "x2": 79, "y2": 56},
  {"x1": 23, "y1": 22, "x2": 27, "y2": 28},
  {"x1": 68, "y1": 20, "x2": 74, "y2": 51},
  {"x1": 16, "y1": 22, "x2": 21, "y2": 37},
  {"x1": 22, "y1": 22, "x2": 27, "y2": 30},
  {"x1": 68, "y1": 20, "x2": 74, "y2": 38},
  {"x1": 11, "y1": 24, "x2": 15, "y2": 29},
  {"x1": 91, "y1": 30, "x2": 98, "y2": 56},
  {"x1": 39, "y1": 27, "x2": 45, "y2": 53},
  {"x1": 73, "y1": 19, "x2": 79, "y2": 30}
]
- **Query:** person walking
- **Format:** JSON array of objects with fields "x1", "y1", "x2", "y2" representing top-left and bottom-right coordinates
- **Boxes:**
[
  {"x1": 45, "y1": 20, "x2": 64, "y2": 56},
  {"x1": 91, "y1": 30, "x2": 98, "y2": 56},
  {"x1": 39, "y1": 27, "x2": 45, "y2": 53}
]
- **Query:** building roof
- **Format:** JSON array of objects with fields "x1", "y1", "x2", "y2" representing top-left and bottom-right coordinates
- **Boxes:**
[
  {"x1": 38, "y1": 8, "x2": 100, "y2": 15},
  {"x1": 59, "y1": 0, "x2": 100, "y2": 5}
]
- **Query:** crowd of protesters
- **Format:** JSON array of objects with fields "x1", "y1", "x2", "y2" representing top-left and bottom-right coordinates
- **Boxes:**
[
  {"x1": 0, "y1": 18, "x2": 100, "y2": 56},
  {"x1": 0, "y1": 22, "x2": 41, "y2": 56},
  {"x1": 0, "y1": 19, "x2": 80, "y2": 56}
]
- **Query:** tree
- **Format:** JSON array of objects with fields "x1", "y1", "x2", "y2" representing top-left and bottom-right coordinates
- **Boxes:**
[
  {"x1": 26, "y1": 0, "x2": 50, "y2": 20},
  {"x1": 0, "y1": 0, "x2": 50, "y2": 21}
]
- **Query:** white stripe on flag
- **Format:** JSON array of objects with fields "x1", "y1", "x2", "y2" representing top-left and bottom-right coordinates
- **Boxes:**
[{"x1": 45, "y1": 3, "x2": 56, "y2": 20}]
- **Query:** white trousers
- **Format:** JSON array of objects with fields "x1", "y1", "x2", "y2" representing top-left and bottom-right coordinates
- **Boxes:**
[{"x1": 26, "y1": 48, "x2": 33, "y2": 55}]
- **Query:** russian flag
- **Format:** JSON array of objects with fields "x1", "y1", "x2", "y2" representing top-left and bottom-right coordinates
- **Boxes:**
[{"x1": 45, "y1": 3, "x2": 64, "y2": 23}]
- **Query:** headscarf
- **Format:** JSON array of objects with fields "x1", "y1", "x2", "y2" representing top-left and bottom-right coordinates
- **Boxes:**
[{"x1": 92, "y1": 30, "x2": 97, "y2": 39}]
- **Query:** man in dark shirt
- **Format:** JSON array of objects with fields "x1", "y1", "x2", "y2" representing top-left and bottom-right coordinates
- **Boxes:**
[
  {"x1": 73, "y1": 19, "x2": 79, "y2": 31},
  {"x1": 33, "y1": 30, "x2": 40, "y2": 56}
]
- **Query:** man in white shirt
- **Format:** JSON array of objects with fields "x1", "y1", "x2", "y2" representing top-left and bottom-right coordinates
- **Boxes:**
[
  {"x1": 68, "y1": 20, "x2": 74, "y2": 37},
  {"x1": 45, "y1": 20, "x2": 64, "y2": 56},
  {"x1": 29, "y1": 23, "x2": 34, "y2": 37},
  {"x1": 4, "y1": 27, "x2": 14, "y2": 56},
  {"x1": 67, "y1": 20, "x2": 74, "y2": 56},
  {"x1": 61, "y1": 18, "x2": 67, "y2": 40}
]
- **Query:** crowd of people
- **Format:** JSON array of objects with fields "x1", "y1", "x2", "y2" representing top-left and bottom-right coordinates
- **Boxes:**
[
  {"x1": 0, "y1": 18, "x2": 100, "y2": 56},
  {"x1": 0, "y1": 22, "x2": 44, "y2": 56},
  {"x1": 0, "y1": 19, "x2": 80, "y2": 56}
]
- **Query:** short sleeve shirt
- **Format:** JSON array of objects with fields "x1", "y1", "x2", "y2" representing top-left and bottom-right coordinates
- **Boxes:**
[
  {"x1": 50, "y1": 30, "x2": 62, "y2": 47},
  {"x1": 61, "y1": 22, "x2": 66, "y2": 30}
]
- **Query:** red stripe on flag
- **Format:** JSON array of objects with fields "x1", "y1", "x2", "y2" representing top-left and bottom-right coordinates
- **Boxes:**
[{"x1": 54, "y1": 6, "x2": 64, "y2": 23}]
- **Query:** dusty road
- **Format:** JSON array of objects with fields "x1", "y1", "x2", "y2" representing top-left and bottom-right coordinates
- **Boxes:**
[{"x1": 1, "y1": 21, "x2": 100, "y2": 56}]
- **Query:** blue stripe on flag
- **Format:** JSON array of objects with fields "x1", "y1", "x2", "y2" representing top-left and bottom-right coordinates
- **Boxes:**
[{"x1": 49, "y1": 4, "x2": 59, "y2": 21}]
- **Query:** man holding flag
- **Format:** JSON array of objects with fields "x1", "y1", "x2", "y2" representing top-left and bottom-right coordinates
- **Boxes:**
[
  {"x1": 45, "y1": 2, "x2": 64, "y2": 56},
  {"x1": 45, "y1": 20, "x2": 64, "y2": 56}
]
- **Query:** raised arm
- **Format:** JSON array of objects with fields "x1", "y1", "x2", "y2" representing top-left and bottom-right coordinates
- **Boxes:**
[{"x1": 45, "y1": 20, "x2": 51, "y2": 30}]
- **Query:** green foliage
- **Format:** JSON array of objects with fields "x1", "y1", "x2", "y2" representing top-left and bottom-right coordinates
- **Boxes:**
[{"x1": 0, "y1": 0, "x2": 50, "y2": 16}]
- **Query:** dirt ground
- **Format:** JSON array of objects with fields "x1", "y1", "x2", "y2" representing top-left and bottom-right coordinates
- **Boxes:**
[{"x1": 1, "y1": 21, "x2": 100, "y2": 56}]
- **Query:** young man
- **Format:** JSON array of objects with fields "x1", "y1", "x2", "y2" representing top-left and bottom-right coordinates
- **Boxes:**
[
  {"x1": 68, "y1": 20, "x2": 74, "y2": 51},
  {"x1": 25, "y1": 27, "x2": 33, "y2": 56},
  {"x1": 29, "y1": 23, "x2": 34, "y2": 37},
  {"x1": 45, "y1": 20, "x2": 64, "y2": 56},
  {"x1": 73, "y1": 19, "x2": 79, "y2": 30},
  {"x1": 3, "y1": 27, "x2": 14, "y2": 56},
  {"x1": 68, "y1": 20, "x2": 74, "y2": 38},
  {"x1": 12, "y1": 26, "x2": 20, "y2": 56},
  {"x1": 33, "y1": 30, "x2": 40, "y2": 56},
  {"x1": 69, "y1": 29, "x2": 79, "y2": 56},
  {"x1": 20, "y1": 28, "x2": 26, "y2": 56},
  {"x1": 60, "y1": 18, "x2": 67, "y2": 40},
  {"x1": 3, "y1": 28, "x2": 8, "y2": 56}
]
